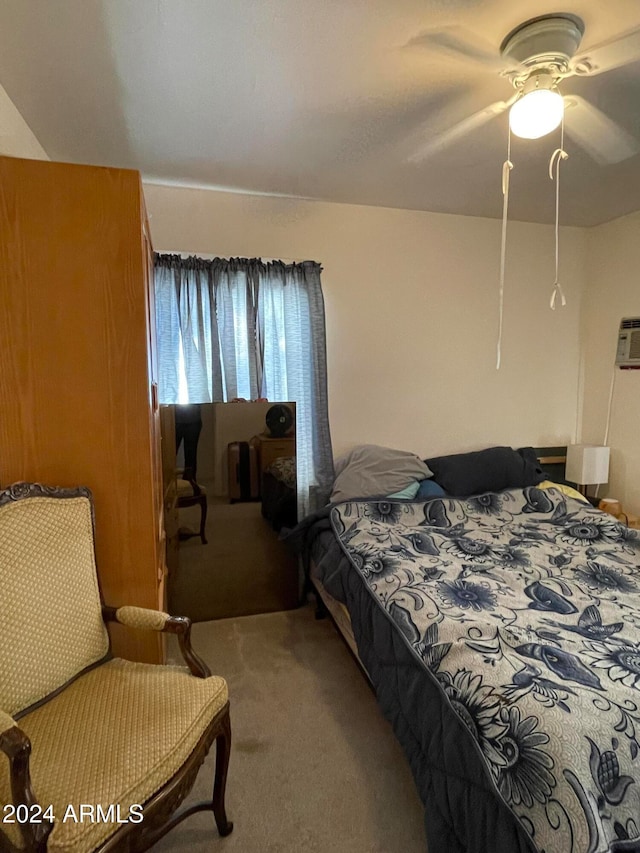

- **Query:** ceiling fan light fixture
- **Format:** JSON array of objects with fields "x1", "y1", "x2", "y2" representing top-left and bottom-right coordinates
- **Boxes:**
[{"x1": 509, "y1": 74, "x2": 564, "y2": 139}]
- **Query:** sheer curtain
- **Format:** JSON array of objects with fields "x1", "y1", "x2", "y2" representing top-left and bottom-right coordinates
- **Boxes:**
[{"x1": 154, "y1": 254, "x2": 334, "y2": 516}]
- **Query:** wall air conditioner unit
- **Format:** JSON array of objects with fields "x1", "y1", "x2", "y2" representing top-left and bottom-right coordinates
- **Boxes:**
[{"x1": 615, "y1": 317, "x2": 640, "y2": 368}]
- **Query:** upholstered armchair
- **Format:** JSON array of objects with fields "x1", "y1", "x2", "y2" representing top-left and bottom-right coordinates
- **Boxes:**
[{"x1": 0, "y1": 482, "x2": 232, "y2": 852}]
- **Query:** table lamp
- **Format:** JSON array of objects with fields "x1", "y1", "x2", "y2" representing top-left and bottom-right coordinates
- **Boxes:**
[{"x1": 565, "y1": 445, "x2": 610, "y2": 496}]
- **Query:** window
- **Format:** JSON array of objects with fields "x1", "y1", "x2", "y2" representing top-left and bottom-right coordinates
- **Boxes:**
[{"x1": 154, "y1": 254, "x2": 334, "y2": 515}]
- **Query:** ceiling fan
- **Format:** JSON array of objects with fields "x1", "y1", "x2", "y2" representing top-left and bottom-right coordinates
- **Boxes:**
[{"x1": 408, "y1": 14, "x2": 640, "y2": 164}]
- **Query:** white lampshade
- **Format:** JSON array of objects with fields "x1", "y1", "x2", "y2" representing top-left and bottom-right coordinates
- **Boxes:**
[
  {"x1": 509, "y1": 88, "x2": 565, "y2": 139},
  {"x1": 565, "y1": 445, "x2": 610, "y2": 486}
]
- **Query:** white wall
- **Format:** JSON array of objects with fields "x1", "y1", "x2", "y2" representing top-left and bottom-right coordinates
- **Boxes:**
[
  {"x1": 7, "y1": 89, "x2": 638, "y2": 506},
  {"x1": 0, "y1": 83, "x2": 48, "y2": 160},
  {"x1": 581, "y1": 211, "x2": 640, "y2": 512},
  {"x1": 144, "y1": 182, "x2": 586, "y2": 461}
]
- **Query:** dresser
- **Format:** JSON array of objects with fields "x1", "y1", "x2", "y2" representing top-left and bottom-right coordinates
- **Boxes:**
[
  {"x1": 0, "y1": 155, "x2": 166, "y2": 663},
  {"x1": 250, "y1": 434, "x2": 295, "y2": 480}
]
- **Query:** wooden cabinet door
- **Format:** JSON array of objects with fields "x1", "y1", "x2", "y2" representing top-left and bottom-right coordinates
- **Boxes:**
[
  {"x1": 0, "y1": 156, "x2": 164, "y2": 663},
  {"x1": 142, "y1": 215, "x2": 166, "y2": 613}
]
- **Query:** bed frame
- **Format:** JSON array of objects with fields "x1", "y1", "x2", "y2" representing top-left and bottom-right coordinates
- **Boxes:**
[
  {"x1": 534, "y1": 445, "x2": 569, "y2": 484},
  {"x1": 310, "y1": 567, "x2": 371, "y2": 681}
]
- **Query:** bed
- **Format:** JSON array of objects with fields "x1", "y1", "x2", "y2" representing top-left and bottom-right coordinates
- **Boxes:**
[
  {"x1": 261, "y1": 455, "x2": 297, "y2": 532},
  {"x1": 288, "y1": 446, "x2": 640, "y2": 853}
]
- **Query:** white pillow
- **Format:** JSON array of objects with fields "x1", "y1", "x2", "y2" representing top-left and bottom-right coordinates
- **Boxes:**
[{"x1": 331, "y1": 444, "x2": 433, "y2": 503}]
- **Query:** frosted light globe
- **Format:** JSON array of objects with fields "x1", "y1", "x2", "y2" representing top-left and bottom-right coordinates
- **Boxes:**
[{"x1": 509, "y1": 89, "x2": 564, "y2": 139}]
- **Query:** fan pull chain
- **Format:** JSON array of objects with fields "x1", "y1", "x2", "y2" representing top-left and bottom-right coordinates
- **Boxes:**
[
  {"x1": 497, "y1": 129, "x2": 513, "y2": 370},
  {"x1": 549, "y1": 119, "x2": 569, "y2": 310}
]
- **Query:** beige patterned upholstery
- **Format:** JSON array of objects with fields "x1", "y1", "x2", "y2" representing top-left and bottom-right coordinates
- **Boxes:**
[
  {"x1": 0, "y1": 710, "x2": 16, "y2": 735},
  {"x1": 0, "y1": 660, "x2": 227, "y2": 852},
  {"x1": 115, "y1": 605, "x2": 170, "y2": 632},
  {"x1": 176, "y1": 478, "x2": 207, "y2": 498},
  {"x1": 0, "y1": 496, "x2": 109, "y2": 717}
]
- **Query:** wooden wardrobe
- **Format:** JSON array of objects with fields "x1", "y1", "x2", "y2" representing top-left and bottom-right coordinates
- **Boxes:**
[{"x1": 0, "y1": 155, "x2": 166, "y2": 663}]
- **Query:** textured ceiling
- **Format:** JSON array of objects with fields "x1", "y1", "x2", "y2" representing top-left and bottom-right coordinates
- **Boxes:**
[{"x1": 0, "y1": 0, "x2": 639, "y2": 225}]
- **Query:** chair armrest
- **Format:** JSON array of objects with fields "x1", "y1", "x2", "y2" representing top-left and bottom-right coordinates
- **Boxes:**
[
  {"x1": 0, "y1": 712, "x2": 53, "y2": 850},
  {"x1": 106, "y1": 605, "x2": 171, "y2": 632},
  {"x1": 102, "y1": 606, "x2": 211, "y2": 679}
]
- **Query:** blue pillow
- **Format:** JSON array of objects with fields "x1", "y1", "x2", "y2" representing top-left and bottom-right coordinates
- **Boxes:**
[
  {"x1": 387, "y1": 481, "x2": 421, "y2": 500},
  {"x1": 416, "y1": 479, "x2": 446, "y2": 499}
]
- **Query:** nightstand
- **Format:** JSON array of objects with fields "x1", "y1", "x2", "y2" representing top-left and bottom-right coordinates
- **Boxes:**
[{"x1": 250, "y1": 434, "x2": 295, "y2": 479}]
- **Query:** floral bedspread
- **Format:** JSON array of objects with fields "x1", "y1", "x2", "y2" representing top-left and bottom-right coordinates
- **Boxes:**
[
  {"x1": 331, "y1": 487, "x2": 640, "y2": 853},
  {"x1": 266, "y1": 455, "x2": 296, "y2": 488}
]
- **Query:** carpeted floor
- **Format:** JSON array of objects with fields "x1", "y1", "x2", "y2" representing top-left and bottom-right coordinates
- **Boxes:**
[
  {"x1": 154, "y1": 606, "x2": 427, "y2": 853},
  {"x1": 169, "y1": 495, "x2": 299, "y2": 621}
]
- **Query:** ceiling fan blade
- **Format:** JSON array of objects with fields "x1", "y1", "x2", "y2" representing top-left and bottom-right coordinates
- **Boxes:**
[
  {"x1": 563, "y1": 95, "x2": 639, "y2": 164},
  {"x1": 406, "y1": 26, "x2": 518, "y2": 73},
  {"x1": 570, "y1": 26, "x2": 640, "y2": 77},
  {"x1": 408, "y1": 98, "x2": 513, "y2": 163}
]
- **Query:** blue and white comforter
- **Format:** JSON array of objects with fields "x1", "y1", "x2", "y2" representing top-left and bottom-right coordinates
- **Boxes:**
[{"x1": 331, "y1": 487, "x2": 640, "y2": 853}]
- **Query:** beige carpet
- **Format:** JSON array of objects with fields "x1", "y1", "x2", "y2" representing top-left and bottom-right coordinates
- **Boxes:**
[
  {"x1": 154, "y1": 606, "x2": 427, "y2": 853},
  {"x1": 170, "y1": 496, "x2": 299, "y2": 621}
]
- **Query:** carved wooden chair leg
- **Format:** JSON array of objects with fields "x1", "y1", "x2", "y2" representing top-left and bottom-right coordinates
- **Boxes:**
[
  {"x1": 212, "y1": 708, "x2": 233, "y2": 836},
  {"x1": 198, "y1": 494, "x2": 208, "y2": 545}
]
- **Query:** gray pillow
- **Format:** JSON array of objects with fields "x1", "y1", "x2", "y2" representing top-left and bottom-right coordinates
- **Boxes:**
[{"x1": 331, "y1": 444, "x2": 433, "y2": 503}]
